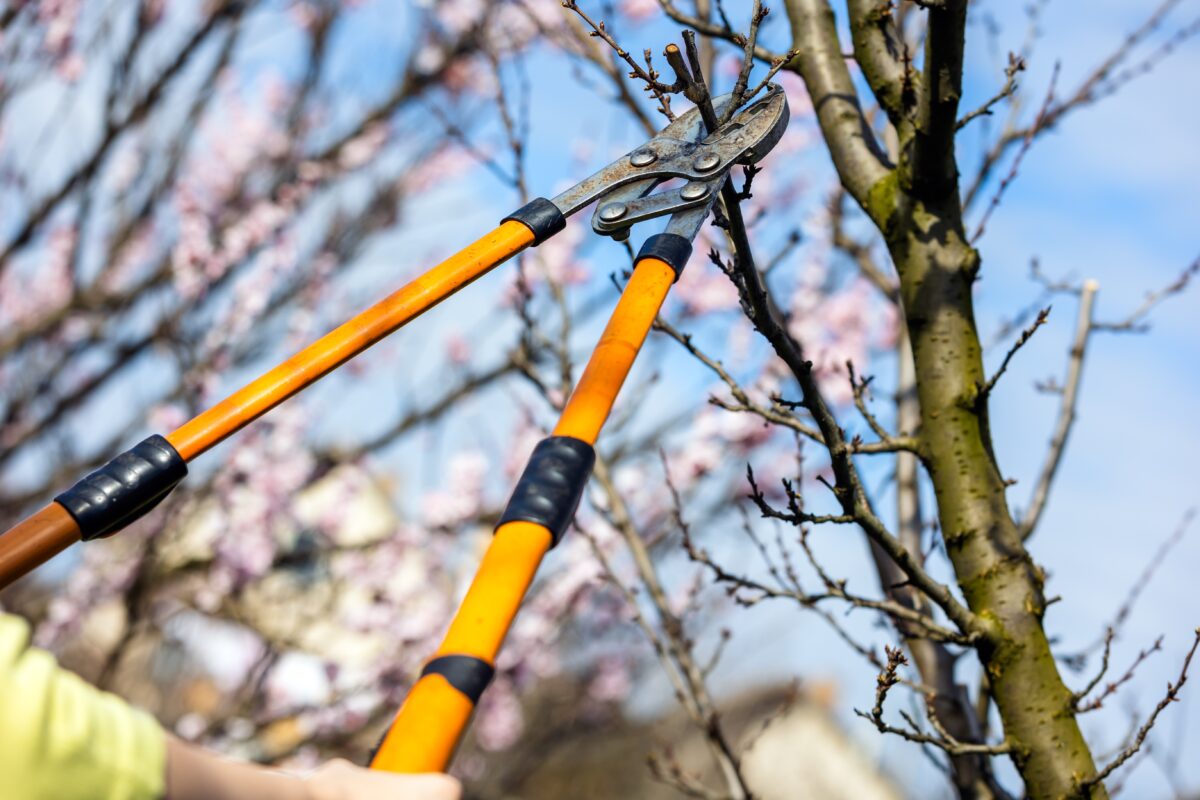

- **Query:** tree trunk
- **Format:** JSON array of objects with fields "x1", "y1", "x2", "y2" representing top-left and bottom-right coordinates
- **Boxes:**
[
  {"x1": 887, "y1": 187, "x2": 1107, "y2": 799},
  {"x1": 863, "y1": 327, "x2": 1006, "y2": 800}
]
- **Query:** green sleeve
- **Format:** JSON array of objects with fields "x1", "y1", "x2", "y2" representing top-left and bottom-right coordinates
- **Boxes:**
[{"x1": 0, "y1": 612, "x2": 167, "y2": 800}]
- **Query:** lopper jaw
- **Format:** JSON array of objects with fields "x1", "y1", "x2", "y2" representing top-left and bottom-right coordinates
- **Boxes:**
[{"x1": 546, "y1": 85, "x2": 789, "y2": 242}]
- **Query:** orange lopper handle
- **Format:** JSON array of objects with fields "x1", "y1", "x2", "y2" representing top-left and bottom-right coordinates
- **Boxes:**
[
  {"x1": 0, "y1": 220, "x2": 539, "y2": 589},
  {"x1": 369, "y1": 256, "x2": 679, "y2": 773}
]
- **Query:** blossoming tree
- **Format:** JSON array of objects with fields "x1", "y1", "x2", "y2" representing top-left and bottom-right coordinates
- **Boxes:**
[{"x1": 1, "y1": 1, "x2": 1196, "y2": 799}]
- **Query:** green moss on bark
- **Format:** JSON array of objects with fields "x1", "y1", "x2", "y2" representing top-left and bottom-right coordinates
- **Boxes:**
[{"x1": 890, "y1": 191, "x2": 1108, "y2": 799}]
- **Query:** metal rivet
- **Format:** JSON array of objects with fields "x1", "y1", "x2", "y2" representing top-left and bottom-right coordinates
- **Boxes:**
[
  {"x1": 599, "y1": 202, "x2": 628, "y2": 222},
  {"x1": 629, "y1": 149, "x2": 657, "y2": 167},
  {"x1": 680, "y1": 182, "x2": 709, "y2": 201},
  {"x1": 693, "y1": 152, "x2": 720, "y2": 173}
]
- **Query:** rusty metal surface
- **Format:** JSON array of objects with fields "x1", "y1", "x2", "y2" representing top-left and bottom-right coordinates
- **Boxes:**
[{"x1": 545, "y1": 85, "x2": 789, "y2": 240}]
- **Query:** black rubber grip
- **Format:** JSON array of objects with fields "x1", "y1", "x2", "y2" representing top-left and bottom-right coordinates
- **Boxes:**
[
  {"x1": 55, "y1": 435, "x2": 187, "y2": 541},
  {"x1": 501, "y1": 197, "x2": 566, "y2": 246},
  {"x1": 421, "y1": 655, "x2": 495, "y2": 703},
  {"x1": 498, "y1": 436, "x2": 595, "y2": 546},
  {"x1": 637, "y1": 233, "x2": 694, "y2": 280}
]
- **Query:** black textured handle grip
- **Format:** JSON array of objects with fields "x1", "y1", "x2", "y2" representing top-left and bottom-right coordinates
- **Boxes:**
[
  {"x1": 421, "y1": 655, "x2": 496, "y2": 703},
  {"x1": 637, "y1": 232, "x2": 694, "y2": 279},
  {"x1": 501, "y1": 197, "x2": 566, "y2": 246},
  {"x1": 55, "y1": 435, "x2": 187, "y2": 541},
  {"x1": 498, "y1": 435, "x2": 595, "y2": 546}
]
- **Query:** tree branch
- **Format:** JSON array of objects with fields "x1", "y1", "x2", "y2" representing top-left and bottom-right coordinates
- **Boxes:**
[
  {"x1": 1080, "y1": 629, "x2": 1200, "y2": 792},
  {"x1": 783, "y1": 0, "x2": 893, "y2": 212},
  {"x1": 1019, "y1": 281, "x2": 1096, "y2": 540},
  {"x1": 907, "y1": 0, "x2": 967, "y2": 200},
  {"x1": 847, "y1": 0, "x2": 913, "y2": 123}
]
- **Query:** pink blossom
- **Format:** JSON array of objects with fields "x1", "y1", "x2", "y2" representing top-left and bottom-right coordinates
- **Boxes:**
[
  {"x1": 473, "y1": 678, "x2": 524, "y2": 751},
  {"x1": 787, "y1": 264, "x2": 894, "y2": 405},
  {"x1": 587, "y1": 655, "x2": 632, "y2": 703},
  {"x1": 435, "y1": 0, "x2": 487, "y2": 36},
  {"x1": 718, "y1": 53, "x2": 743, "y2": 78},
  {"x1": 38, "y1": 0, "x2": 80, "y2": 56},
  {"x1": 778, "y1": 71, "x2": 815, "y2": 118},
  {"x1": 488, "y1": 6, "x2": 542, "y2": 52},
  {"x1": 290, "y1": 2, "x2": 321, "y2": 32},
  {"x1": 147, "y1": 403, "x2": 188, "y2": 432},
  {"x1": 262, "y1": 72, "x2": 292, "y2": 114},
  {"x1": 501, "y1": 218, "x2": 589, "y2": 304},
  {"x1": 34, "y1": 519, "x2": 158, "y2": 649},
  {"x1": 0, "y1": 224, "x2": 76, "y2": 328},
  {"x1": 413, "y1": 42, "x2": 446, "y2": 74},
  {"x1": 338, "y1": 122, "x2": 389, "y2": 171},
  {"x1": 444, "y1": 333, "x2": 472, "y2": 366},
  {"x1": 404, "y1": 145, "x2": 477, "y2": 194},
  {"x1": 504, "y1": 416, "x2": 544, "y2": 480},
  {"x1": 206, "y1": 406, "x2": 314, "y2": 587},
  {"x1": 519, "y1": 0, "x2": 566, "y2": 29},
  {"x1": 108, "y1": 142, "x2": 143, "y2": 194},
  {"x1": 263, "y1": 651, "x2": 333, "y2": 713},
  {"x1": 664, "y1": 437, "x2": 722, "y2": 490},
  {"x1": 421, "y1": 450, "x2": 487, "y2": 527},
  {"x1": 674, "y1": 263, "x2": 740, "y2": 315},
  {"x1": 716, "y1": 408, "x2": 774, "y2": 449},
  {"x1": 441, "y1": 55, "x2": 499, "y2": 96},
  {"x1": 620, "y1": 0, "x2": 659, "y2": 21},
  {"x1": 55, "y1": 51, "x2": 84, "y2": 82}
]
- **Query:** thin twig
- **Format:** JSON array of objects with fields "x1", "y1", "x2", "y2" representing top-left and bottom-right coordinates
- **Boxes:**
[
  {"x1": 1081, "y1": 629, "x2": 1200, "y2": 791},
  {"x1": 984, "y1": 306, "x2": 1050, "y2": 396},
  {"x1": 971, "y1": 62, "x2": 1060, "y2": 243},
  {"x1": 560, "y1": 1, "x2": 684, "y2": 118},
  {"x1": 1020, "y1": 282, "x2": 1096, "y2": 539},
  {"x1": 957, "y1": 52, "x2": 1025, "y2": 130},
  {"x1": 1076, "y1": 636, "x2": 1164, "y2": 713},
  {"x1": 1092, "y1": 258, "x2": 1199, "y2": 333}
]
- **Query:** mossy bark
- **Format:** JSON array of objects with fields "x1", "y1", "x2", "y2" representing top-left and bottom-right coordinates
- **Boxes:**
[{"x1": 883, "y1": 184, "x2": 1106, "y2": 799}]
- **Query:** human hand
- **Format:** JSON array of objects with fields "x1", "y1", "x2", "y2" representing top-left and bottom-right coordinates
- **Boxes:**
[
  {"x1": 303, "y1": 759, "x2": 462, "y2": 800},
  {"x1": 165, "y1": 736, "x2": 461, "y2": 800}
]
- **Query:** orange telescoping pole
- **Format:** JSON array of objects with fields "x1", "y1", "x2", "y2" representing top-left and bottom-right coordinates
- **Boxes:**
[
  {"x1": 370, "y1": 249, "x2": 683, "y2": 774},
  {"x1": 0, "y1": 207, "x2": 565, "y2": 589}
]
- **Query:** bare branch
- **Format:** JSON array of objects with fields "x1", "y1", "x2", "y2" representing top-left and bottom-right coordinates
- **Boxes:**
[
  {"x1": 847, "y1": 362, "x2": 896, "y2": 443},
  {"x1": 721, "y1": 0, "x2": 769, "y2": 123},
  {"x1": 588, "y1": 456, "x2": 752, "y2": 800},
  {"x1": 1076, "y1": 635, "x2": 1164, "y2": 714},
  {"x1": 0, "y1": 2, "x2": 245, "y2": 276},
  {"x1": 957, "y1": 52, "x2": 1025, "y2": 130},
  {"x1": 1092, "y1": 257, "x2": 1199, "y2": 333},
  {"x1": 858, "y1": 646, "x2": 1013, "y2": 756},
  {"x1": 970, "y1": 63, "x2": 1059, "y2": 243},
  {"x1": 655, "y1": 0, "x2": 787, "y2": 63},
  {"x1": 1020, "y1": 282, "x2": 1096, "y2": 540},
  {"x1": 1081, "y1": 629, "x2": 1200, "y2": 792},
  {"x1": 560, "y1": 1, "x2": 683, "y2": 118},
  {"x1": 782, "y1": 0, "x2": 893, "y2": 212},
  {"x1": 965, "y1": 1, "x2": 1200, "y2": 211},
  {"x1": 847, "y1": 0, "x2": 914, "y2": 122},
  {"x1": 984, "y1": 306, "x2": 1050, "y2": 396}
]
